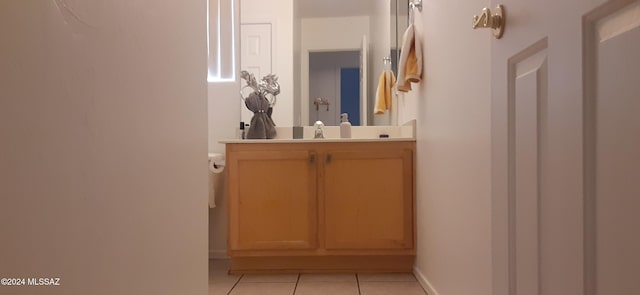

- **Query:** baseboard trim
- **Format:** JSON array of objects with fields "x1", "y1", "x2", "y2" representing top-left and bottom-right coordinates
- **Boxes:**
[
  {"x1": 230, "y1": 255, "x2": 414, "y2": 274},
  {"x1": 209, "y1": 249, "x2": 229, "y2": 259},
  {"x1": 413, "y1": 265, "x2": 440, "y2": 295}
]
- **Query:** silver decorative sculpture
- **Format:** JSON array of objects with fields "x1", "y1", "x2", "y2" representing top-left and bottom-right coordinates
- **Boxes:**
[{"x1": 240, "y1": 71, "x2": 280, "y2": 139}]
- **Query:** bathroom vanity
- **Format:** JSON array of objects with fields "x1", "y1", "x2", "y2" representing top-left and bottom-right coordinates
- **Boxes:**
[{"x1": 223, "y1": 139, "x2": 416, "y2": 273}]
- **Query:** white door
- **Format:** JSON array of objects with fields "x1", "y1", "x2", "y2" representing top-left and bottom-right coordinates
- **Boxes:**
[
  {"x1": 240, "y1": 23, "x2": 272, "y2": 123},
  {"x1": 360, "y1": 35, "x2": 368, "y2": 126},
  {"x1": 491, "y1": 0, "x2": 640, "y2": 294}
]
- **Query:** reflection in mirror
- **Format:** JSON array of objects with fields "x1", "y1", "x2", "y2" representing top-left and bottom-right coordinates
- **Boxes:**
[
  {"x1": 309, "y1": 51, "x2": 360, "y2": 126},
  {"x1": 391, "y1": 0, "x2": 410, "y2": 77},
  {"x1": 240, "y1": 0, "x2": 408, "y2": 127}
]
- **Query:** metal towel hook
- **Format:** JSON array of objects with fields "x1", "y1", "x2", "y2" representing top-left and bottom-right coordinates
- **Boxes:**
[
  {"x1": 472, "y1": 5, "x2": 505, "y2": 39},
  {"x1": 409, "y1": 0, "x2": 422, "y2": 12}
]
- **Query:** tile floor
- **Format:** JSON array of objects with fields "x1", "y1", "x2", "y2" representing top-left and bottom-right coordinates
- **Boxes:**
[{"x1": 209, "y1": 259, "x2": 428, "y2": 295}]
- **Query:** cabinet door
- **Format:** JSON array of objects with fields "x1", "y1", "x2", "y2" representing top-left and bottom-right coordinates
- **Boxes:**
[
  {"x1": 228, "y1": 150, "x2": 317, "y2": 251},
  {"x1": 323, "y1": 148, "x2": 413, "y2": 250}
]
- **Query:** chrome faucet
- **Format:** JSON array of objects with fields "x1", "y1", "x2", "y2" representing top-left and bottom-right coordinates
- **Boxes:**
[{"x1": 314, "y1": 121, "x2": 325, "y2": 139}]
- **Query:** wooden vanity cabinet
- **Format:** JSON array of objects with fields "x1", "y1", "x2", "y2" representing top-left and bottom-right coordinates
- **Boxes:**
[
  {"x1": 226, "y1": 148, "x2": 318, "y2": 251},
  {"x1": 225, "y1": 141, "x2": 415, "y2": 273},
  {"x1": 322, "y1": 148, "x2": 414, "y2": 251}
]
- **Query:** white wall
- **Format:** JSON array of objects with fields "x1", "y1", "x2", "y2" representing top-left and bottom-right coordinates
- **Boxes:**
[
  {"x1": 370, "y1": 0, "x2": 393, "y2": 126},
  {"x1": 0, "y1": 1, "x2": 208, "y2": 294},
  {"x1": 208, "y1": 81, "x2": 240, "y2": 258},
  {"x1": 240, "y1": 0, "x2": 294, "y2": 127},
  {"x1": 208, "y1": 0, "x2": 241, "y2": 258},
  {"x1": 300, "y1": 16, "x2": 370, "y2": 125},
  {"x1": 410, "y1": 1, "x2": 492, "y2": 295}
]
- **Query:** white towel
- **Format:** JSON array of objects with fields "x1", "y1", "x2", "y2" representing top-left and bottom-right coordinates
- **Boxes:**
[{"x1": 396, "y1": 24, "x2": 422, "y2": 92}]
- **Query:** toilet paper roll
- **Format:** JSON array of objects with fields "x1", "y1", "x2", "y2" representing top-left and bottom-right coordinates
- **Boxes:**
[
  {"x1": 208, "y1": 153, "x2": 225, "y2": 174},
  {"x1": 208, "y1": 161, "x2": 224, "y2": 173}
]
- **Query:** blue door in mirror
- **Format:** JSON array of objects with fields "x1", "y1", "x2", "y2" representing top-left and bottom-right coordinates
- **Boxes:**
[{"x1": 340, "y1": 68, "x2": 360, "y2": 126}]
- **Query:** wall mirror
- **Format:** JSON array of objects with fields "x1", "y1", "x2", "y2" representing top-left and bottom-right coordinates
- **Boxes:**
[{"x1": 239, "y1": 0, "x2": 410, "y2": 127}]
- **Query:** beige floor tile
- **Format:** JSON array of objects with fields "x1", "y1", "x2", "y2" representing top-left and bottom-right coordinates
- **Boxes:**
[
  {"x1": 294, "y1": 281, "x2": 359, "y2": 295},
  {"x1": 240, "y1": 274, "x2": 299, "y2": 283},
  {"x1": 357, "y1": 272, "x2": 417, "y2": 282},
  {"x1": 359, "y1": 281, "x2": 427, "y2": 295},
  {"x1": 208, "y1": 258, "x2": 236, "y2": 281},
  {"x1": 209, "y1": 270, "x2": 240, "y2": 283},
  {"x1": 230, "y1": 282, "x2": 296, "y2": 295},
  {"x1": 209, "y1": 280, "x2": 238, "y2": 295},
  {"x1": 209, "y1": 272, "x2": 241, "y2": 295},
  {"x1": 298, "y1": 273, "x2": 356, "y2": 282}
]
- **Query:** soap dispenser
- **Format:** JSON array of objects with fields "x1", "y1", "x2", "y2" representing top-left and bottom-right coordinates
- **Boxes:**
[{"x1": 340, "y1": 113, "x2": 352, "y2": 138}]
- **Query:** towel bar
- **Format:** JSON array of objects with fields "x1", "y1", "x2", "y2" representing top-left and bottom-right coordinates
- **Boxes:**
[{"x1": 409, "y1": 0, "x2": 422, "y2": 12}]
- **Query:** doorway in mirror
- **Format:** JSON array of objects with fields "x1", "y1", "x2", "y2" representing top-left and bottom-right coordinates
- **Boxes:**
[{"x1": 309, "y1": 51, "x2": 361, "y2": 126}]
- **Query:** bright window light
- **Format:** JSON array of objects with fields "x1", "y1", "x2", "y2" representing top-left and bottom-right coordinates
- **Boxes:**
[{"x1": 208, "y1": 0, "x2": 236, "y2": 82}]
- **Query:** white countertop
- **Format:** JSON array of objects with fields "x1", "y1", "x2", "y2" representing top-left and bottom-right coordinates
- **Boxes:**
[{"x1": 221, "y1": 121, "x2": 417, "y2": 144}]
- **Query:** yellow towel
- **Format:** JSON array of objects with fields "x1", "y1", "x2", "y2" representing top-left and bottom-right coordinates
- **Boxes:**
[
  {"x1": 374, "y1": 70, "x2": 396, "y2": 114},
  {"x1": 397, "y1": 24, "x2": 422, "y2": 93}
]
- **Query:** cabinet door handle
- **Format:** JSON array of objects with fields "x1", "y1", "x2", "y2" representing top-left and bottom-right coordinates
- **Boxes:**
[
  {"x1": 326, "y1": 154, "x2": 332, "y2": 163},
  {"x1": 309, "y1": 153, "x2": 316, "y2": 164}
]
